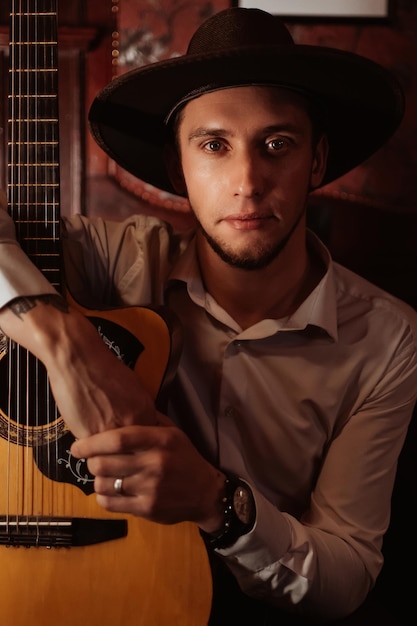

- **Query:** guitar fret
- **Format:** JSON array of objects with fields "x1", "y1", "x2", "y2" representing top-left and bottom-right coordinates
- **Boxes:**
[
  {"x1": 9, "y1": 208, "x2": 59, "y2": 213},
  {"x1": 9, "y1": 144, "x2": 59, "y2": 150},
  {"x1": 17, "y1": 216, "x2": 58, "y2": 222},
  {"x1": 6, "y1": 204, "x2": 59, "y2": 208},
  {"x1": 9, "y1": 182, "x2": 59, "y2": 186},
  {"x1": 9, "y1": 118, "x2": 58, "y2": 121},
  {"x1": 9, "y1": 219, "x2": 59, "y2": 224},
  {"x1": 10, "y1": 68, "x2": 57, "y2": 71},
  {"x1": 8, "y1": 123, "x2": 58, "y2": 127},
  {"x1": 9, "y1": 196, "x2": 60, "y2": 204},
  {"x1": 9, "y1": 95, "x2": 57, "y2": 98},
  {"x1": 19, "y1": 232, "x2": 57, "y2": 236},
  {"x1": 8, "y1": 142, "x2": 58, "y2": 145},
  {"x1": 9, "y1": 183, "x2": 59, "y2": 190},
  {"x1": 9, "y1": 178, "x2": 59, "y2": 184},
  {"x1": 9, "y1": 164, "x2": 59, "y2": 167},
  {"x1": 11, "y1": 12, "x2": 57, "y2": 16},
  {"x1": 10, "y1": 127, "x2": 57, "y2": 132},
  {"x1": 10, "y1": 40, "x2": 57, "y2": 44}
]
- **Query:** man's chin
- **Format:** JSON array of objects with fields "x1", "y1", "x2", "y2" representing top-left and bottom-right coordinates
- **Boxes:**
[{"x1": 214, "y1": 246, "x2": 277, "y2": 271}]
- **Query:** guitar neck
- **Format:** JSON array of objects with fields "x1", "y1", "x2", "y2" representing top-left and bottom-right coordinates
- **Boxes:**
[{"x1": 8, "y1": 0, "x2": 61, "y2": 291}]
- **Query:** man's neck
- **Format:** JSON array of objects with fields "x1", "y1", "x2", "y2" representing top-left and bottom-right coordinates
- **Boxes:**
[{"x1": 196, "y1": 233, "x2": 324, "y2": 330}]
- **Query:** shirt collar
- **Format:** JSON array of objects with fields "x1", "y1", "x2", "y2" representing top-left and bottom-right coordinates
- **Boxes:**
[
  {"x1": 166, "y1": 230, "x2": 339, "y2": 341},
  {"x1": 287, "y1": 231, "x2": 338, "y2": 341}
]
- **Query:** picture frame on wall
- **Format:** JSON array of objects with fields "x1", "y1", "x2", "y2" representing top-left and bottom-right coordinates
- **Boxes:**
[{"x1": 235, "y1": 0, "x2": 391, "y2": 22}]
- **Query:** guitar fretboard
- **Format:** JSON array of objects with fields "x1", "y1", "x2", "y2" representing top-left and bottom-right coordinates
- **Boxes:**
[{"x1": 8, "y1": 0, "x2": 61, "y2": 290}]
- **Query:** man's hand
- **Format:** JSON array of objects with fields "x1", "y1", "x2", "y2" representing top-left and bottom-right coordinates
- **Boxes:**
[{"x1": 71, "y1": 422, "x2": 227, "y2": 532}]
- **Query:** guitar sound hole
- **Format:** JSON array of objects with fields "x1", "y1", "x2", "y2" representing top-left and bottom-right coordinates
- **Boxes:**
[{"x1": 2, "y1": 348, "x2": 56, "y2": 425}]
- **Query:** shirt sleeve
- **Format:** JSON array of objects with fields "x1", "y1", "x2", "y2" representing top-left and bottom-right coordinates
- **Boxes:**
[
  {"x1": 0, "y1": 206, "x2": 187, "y2": 311},
  {"x1": 0, "y1": 207, "x2": 57, "y2": 308},
  {"x1": 217, "y1": 321, "x2": 417, "y2": 621},
  {"x1": 60, "y1": 213, "x2": 188, "y2": 308}
]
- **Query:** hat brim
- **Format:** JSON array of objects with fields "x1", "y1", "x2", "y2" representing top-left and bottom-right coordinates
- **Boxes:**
[{"x1": 88, "y1": 45, "x2": 404, "y2": 195}]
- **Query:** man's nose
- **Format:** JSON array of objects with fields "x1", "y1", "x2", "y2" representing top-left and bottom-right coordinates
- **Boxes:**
[{"x1": 233, "y1": 150, "x2": 265, "y2": 197}]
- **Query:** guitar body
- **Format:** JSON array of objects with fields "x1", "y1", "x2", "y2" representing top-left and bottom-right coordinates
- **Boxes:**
[
  {"x1": 0, "y1": 301, "x2": 212, "y2": 625},
  {"x1": 0, "y1": 2, "x2": 212, "y2": 623},
  {"x1": 0, "y1": 478, "x2": 211, "y2": 626}
]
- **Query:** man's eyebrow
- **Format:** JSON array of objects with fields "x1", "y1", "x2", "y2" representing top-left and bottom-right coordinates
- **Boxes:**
[
  {"x1": 187, "y1": 127, "x2": 229, "y2": 141},
  {"x1": 187, "y1": 123, "x2": 305, "y2": 142}
]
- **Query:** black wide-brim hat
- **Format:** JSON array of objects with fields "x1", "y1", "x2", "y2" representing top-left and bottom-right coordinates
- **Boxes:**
[{"x1": 88, "y1": 7, "x2": 404, "y2": 196}]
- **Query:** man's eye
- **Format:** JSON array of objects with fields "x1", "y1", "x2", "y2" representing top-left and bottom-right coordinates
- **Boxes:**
[
  {"x1": 267, "y1": 138, "x2": 285, "y2": 151},
  {"x1": 205, "y1": 140, "x2": 222, "y2": 152}
]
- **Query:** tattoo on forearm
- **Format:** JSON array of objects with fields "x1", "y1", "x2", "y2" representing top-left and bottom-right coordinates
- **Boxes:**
[{"x1": 9, "y1": 294, "x2": 69, "y2": 319}]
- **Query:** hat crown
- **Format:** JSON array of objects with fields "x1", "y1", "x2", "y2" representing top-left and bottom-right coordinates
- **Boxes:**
[{"x1": 187, "y1": 7, "x2": 294, "y2": 55}]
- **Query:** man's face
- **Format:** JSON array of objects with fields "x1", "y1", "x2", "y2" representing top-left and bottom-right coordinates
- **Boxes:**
[{"x1": 173, "y1": 85, "x2": 327, "y2": 270}]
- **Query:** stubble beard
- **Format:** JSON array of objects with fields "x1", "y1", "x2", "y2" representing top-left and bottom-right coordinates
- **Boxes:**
[{"x1": 198, "y1": 205, "x2": 307, "y2": 271}]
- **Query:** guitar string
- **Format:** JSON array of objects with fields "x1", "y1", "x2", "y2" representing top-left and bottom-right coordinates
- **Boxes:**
[
  {"x1": 6, "y1": 0, "x2": 21, "y2": 541},
  {"x1": 47, "y1": 0, "x2": 61, "y2": 523},
  {"x1": 5, "y1": 0, "x2": 60, "y2": 541},
  {"x1": 7, "y1": 0, "x2": 18, "y2": 538},
  {"x1": 23, "y1": 0, "x2": 32, "y2": 536},
  {"x1": 32, "y1": 0, "x2": 38, "y2": 527},
  {"x1": 24, "y1": 0, "x2": 31, "y2": 533},
  {"x1": 20, "y1": 0, "x2": 28, "y2": 534}
]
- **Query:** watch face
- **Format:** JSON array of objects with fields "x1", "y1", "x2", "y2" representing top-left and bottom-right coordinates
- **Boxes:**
[{"x1": 233, "y1": 485, "x2": 254, "y2": 525}]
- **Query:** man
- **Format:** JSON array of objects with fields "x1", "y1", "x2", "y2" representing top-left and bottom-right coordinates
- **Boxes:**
[{"x1": 0, "y1": 7, "x2": 416, "y2": 625}]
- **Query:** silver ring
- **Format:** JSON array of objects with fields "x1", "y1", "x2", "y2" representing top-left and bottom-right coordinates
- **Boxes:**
[{"x1": 114, "y1": 477, "x2": 124, "y2": 495}]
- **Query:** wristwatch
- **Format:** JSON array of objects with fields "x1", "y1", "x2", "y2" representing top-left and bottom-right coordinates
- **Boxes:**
[{"x1": 203, "y1": 473, "x2": 256, "y2": 550}]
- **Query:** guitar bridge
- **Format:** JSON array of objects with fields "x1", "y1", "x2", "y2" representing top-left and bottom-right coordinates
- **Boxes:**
[{"x1": 0, "y1": 516, "x2": 127, "y2": 547}]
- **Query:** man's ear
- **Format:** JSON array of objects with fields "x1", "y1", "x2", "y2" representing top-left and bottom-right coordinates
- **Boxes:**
[
  {"x1": 163, "y1": 144, "x2": 187, "y2": 196},
  {"x1": 310, "y1": 134, "x2": 329, "y2": 190}
]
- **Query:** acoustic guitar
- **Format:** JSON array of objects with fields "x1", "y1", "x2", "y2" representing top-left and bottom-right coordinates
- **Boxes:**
[{"x1": 0, "y1": 1, "x2": 212, "y2": 624}]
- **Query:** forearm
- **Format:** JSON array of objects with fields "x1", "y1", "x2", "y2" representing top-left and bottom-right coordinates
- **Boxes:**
[
  {"x1": 0, "y1": 294, "x2": 158, "y2": 438},
  {"x1": 0, "y1": 294, "x2": 69, "y2": 357}
]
